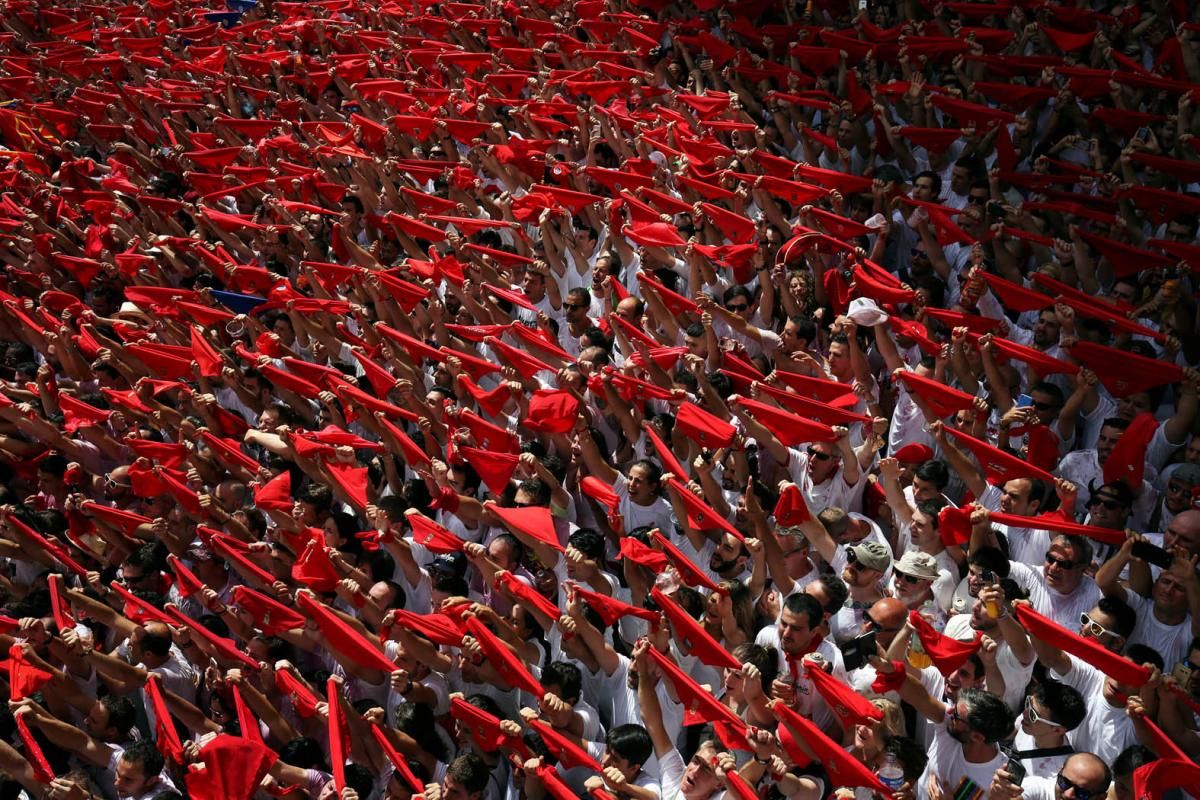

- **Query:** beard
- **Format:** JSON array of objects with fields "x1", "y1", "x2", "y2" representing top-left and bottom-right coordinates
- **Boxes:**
[{"x1": 709, "y1": 556, "x2": 740, "y2": 575}]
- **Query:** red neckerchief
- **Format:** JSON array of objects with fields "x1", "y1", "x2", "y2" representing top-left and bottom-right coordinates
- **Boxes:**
[{"x1": 786, "y1": 634, "x2": 825, "y2": 680}]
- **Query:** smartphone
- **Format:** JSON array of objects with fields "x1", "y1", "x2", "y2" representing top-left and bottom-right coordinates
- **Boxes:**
[
  {"x1": 1131, "y1": 540, "x2": 1174, "y2": 570},
  {"x1": 1135, "y1": 126, "x2": 1151, "y2": 141},
  {"x1": 841, "y1": 629, "x2": 877, "y2": 672},
  {"x1": 1016, "y1": 394, "x2": 1034, "y2": 408},
  {"x1": 980, "y1": 568, "x2": 995, "y2": 583},
  {"x1": 1172, "y1": 660, "x2": 1193, "y2": 687},
  {"x1": 986, "y1": 200, "x2": 1005, "y2": 221},
  {"x1": 1000, "y1": 744, "x2": 1027, "y2": 785}
]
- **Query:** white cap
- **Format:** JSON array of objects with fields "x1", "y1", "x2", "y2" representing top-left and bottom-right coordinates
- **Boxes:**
[{"x1": 847, "y1": 297, "x2": 889, "y2": 327}]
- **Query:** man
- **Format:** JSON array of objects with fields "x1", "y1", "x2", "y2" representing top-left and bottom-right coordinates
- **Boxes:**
[
  {"x1": 423, "y1": 753, "x2": 491, "y2": 800},
  {"x1": 1010, "y1": 681, "x2": 1088, "y2": 780},
  {"x1": 1021, "y1": 597, "x2": 1149, "y2": 764},
  {"x1": 558, "y1": 287, "x2": 595, "y2": 358},
  {"x1": 1096, "y1": 533, "x2": 1199, "y2": 667},
  {"x1": 876, "y1": 657, "x2": 1014, "y2": 800},
  {"x1": 756, "y1": 592, "x2": 847, "y2": 728},
  {"x1": 1023, "y1": 534, "x2": 1102, "y2": 630},
  {"x1": 943, "y1": 579, "x2": 1036, "y2": 713},
  {"x1": 990, "y1": 752, "x2": 1111, "y2": 800},
  {"x1": 112, "y1": 741, "x2": 177, "y2": 800},
  {"x1": 889, "y1": 551, "x2": 941, "y2": 618},
  {"x1": 830, "y1": 541, "x2": 892, "y2": 643},
  {"x1": 579, "y1": 724, "x2": 660, "y2": 800},
  {"x1": 847, "y1": 597, "x2": 908, "y2": 695},
  {"x1": 1150, "y1": 462, "x2": 1200, "y2": 533},
  {"x1": 1057, "y1": 418, "x2": 1156, "y2": 525}
]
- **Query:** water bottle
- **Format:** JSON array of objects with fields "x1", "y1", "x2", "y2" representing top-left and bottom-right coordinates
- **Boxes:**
[{"x1": 877, "y1": 752, "x2": 905, "y2": 791}]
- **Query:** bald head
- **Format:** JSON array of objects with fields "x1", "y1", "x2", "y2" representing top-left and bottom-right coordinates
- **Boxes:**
[
  {"x1": 1058, "y1": 753, "x2": 1111, "y2": 800},
  {"x1": 1166, "y1": 509, "x2": 1200, "y2": 555},
  {"x1": 867, "y1": 598, "x2": 907, "y2": 648}
]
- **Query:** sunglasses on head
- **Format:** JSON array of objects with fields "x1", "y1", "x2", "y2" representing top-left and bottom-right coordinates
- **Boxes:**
[
  {"x1": 1044, "y1": 553, "x2": 1078, "y2": 570},
  {"x1": 1056, "y1": 773, "x2": 1097, "y2": 800}
]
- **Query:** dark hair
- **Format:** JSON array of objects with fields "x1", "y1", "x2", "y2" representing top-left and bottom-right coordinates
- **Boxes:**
[
  {"x1": 298, "y1": 482, "x2": 333, "y2": 514},
  {"x1": 1054, "y1": 534, "x2": 1094, "y2": 569},
  {"x1": 395, "y1": 703, "x2": 448, "y2": 762},
  {"x1": 101, "y1": 695, "x2": 137, "y2": 736},
  {"x1": 568, "y1": 528, "x2": 605, "y2": 561},
  {"x1": 119, "y1": 740, "x2": 165, "y2": 779},
  {"x1": 542, "y1": 662, "x2": 583, "y2": 704},
  {"x1": 139, "y1": 624, "x2": 173, "y2": 657},
  {"x1": 815, "y1": 573, "x2": 849, "y2": 615},
  {"x1": 278, "y1": 737, "x2": 328, "y2": 771},
  {"x1": 1032, "y1": 680, "x2": 1087, "y2": 731},
  {"x1": 606, "y1": 724, "x2": 653, "y2": 768},
  {"x1": 1125, "y1": 643, "x2": 1164, "y2": 671},
  {"x1": 344, "y1": 764, "x2": 376, "y2": 799},
  {"x1": 782, "y1": 592, "x2": 823, "y2": 628},
  {"x1": 968, "y1": 546, "x2": 1010, "y2": 578},
  {"x1": 959, "y1": 688, "x2": 1014, "y2": 744},
  {"x1": 1095, "y1": 595, "x2": 1137, "y2": 639},
  {"x1": 445, "y1": 753, "x2": 490, "y2": 794},
  {"x1": 916, "y1": 498, "x2": 948, "y2": 528},
  {"x1": 913, "y1": 460, "x2": 950, "y2": 490},
  {"x1": 1112, "y1": 744, "x2": 1156, "y2": 779},
  {"x1": 914, "y1": 170, "x2": 943, "y2": 197}
]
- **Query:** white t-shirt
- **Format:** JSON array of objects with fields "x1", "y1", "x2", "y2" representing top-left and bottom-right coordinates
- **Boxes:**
[
  {"x1": 614, "y1": 473, "x2": 676, "y2": 535},
  {"x1": 1051, "y1": 654, "x2": 1137, "y2": 766},
  {"x1": 943, "y1": 614, "x2": 1035, "y2": 712},
  {"x1": 1121, "y1": 586, "x2": 1193, "y2": 667},
  {"x1": 918, "y1": 710, "x2": 1006, "y2": 800}
]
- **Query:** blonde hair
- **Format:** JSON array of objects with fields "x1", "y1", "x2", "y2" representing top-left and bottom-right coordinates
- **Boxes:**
[{"x1": 872, "y1": 698, "x2": 906, "y2": 739}]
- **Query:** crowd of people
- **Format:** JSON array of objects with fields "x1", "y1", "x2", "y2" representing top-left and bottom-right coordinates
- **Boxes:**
[{"x1": 0, "y1": 0, "x2": 1199, "y2": 797}]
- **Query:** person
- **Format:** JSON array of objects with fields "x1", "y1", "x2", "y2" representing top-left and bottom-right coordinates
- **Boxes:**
[
  {"x1": 1010, "y1": 681, "x2": 1088, "y2": 779},
  {"x1": 988, "y1": 751, "x2": 1112, "y2": 800}
]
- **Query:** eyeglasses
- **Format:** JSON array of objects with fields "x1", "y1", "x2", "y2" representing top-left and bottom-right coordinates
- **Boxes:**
[
  {"x1": 1080, "y1": 613, "x2": 1118, "y2": 640},
  {"x1": 896, "y1": 572, "x2": 924, "y2": 584},
  {"x1": 1024, "y1": 696, "x2": 1062, "y2": 728},
  {"x1": 563, "y1": 302, "x2": 588, "y2": 310},
  {"x1": 947, "y1": 704, "x2": 967, "y2": 728},
  {"x1": 967, "y1": 195, "x2": 987, "y2": 204},
  {"x1": 806, "y1": 447, "x2": 833, "y2": 462},
  {"x1": 726, "y1": 304, "x2": 750, "y2": 312},
  {"x1": 105, "y1": 477, "x2": 130, "y2": 489},
  {"x1": 1056, "y1": 773, "x2": 1097, "y2": 800},
  {"x1": 1032, "y1": 401, "x2": 1056, "y2": 411},
  {"x1": 1044, "y1": 553, "x2": 1078, "y2": 570},
  {"x1": 846, "y1": 548, "x2": 858, "y2": 565}
]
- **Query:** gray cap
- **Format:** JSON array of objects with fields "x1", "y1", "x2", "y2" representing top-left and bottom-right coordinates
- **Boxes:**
[{"x1": 849, "y1": 541, "x2": 891, "y2": 572}]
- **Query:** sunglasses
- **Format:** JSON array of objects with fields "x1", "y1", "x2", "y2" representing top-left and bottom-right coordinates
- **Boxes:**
[
  {"x1": 563, "y1": 302, "x2": 588, "y2": 310},
  {"x1": 1080, "y1": 613, "x2": 1118, "y2": 640},
  {"x1": 1087, "y1": 497, "x2": 1123, "y2": 510},
  {"x1": 1044, "y1": 553, "x2": 1078, "y2": 570},
  {"x1": 896, "y1": 572, "x2": 924, "y2": 584},
  {"x1": 1032, "y1": 401, "x2": 1056, "y2": 411},
  {"x1": 726, "y1": 303, "x2": 750, "y2": 312},
  {"x1": 846, "y1": 548, "x2": 859, "y2": 565},
  {"x1": 806, "y1": 447, "x2": 834, "y2": 462},
  {"x1": 910, "y1": 248, "x2": 930, "y2": 260},
  {"x1": 967, "y1": 195, "x2": 987, "y2": 204},
  {"x1": 1024, "y1": 696, "x2": 1062, "y2": 728},
  {"x1": 1056, "y1": 773, "x2": 1097, "y2": 800},
  {"x1": 865, "y1": 615, "x2": 902, "y2": 634}
]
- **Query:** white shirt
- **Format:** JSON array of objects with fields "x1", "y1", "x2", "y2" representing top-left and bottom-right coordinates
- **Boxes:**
[
  {"x1": 918, "y1": 709, "x2": 1006, "y2": 800},
  {"x1": 1122, "y1": 586, "x2": 1193, "y2": 667},
  {"x1": 1051, "y1": 654, "x2": 1137, "y2": 766}
]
